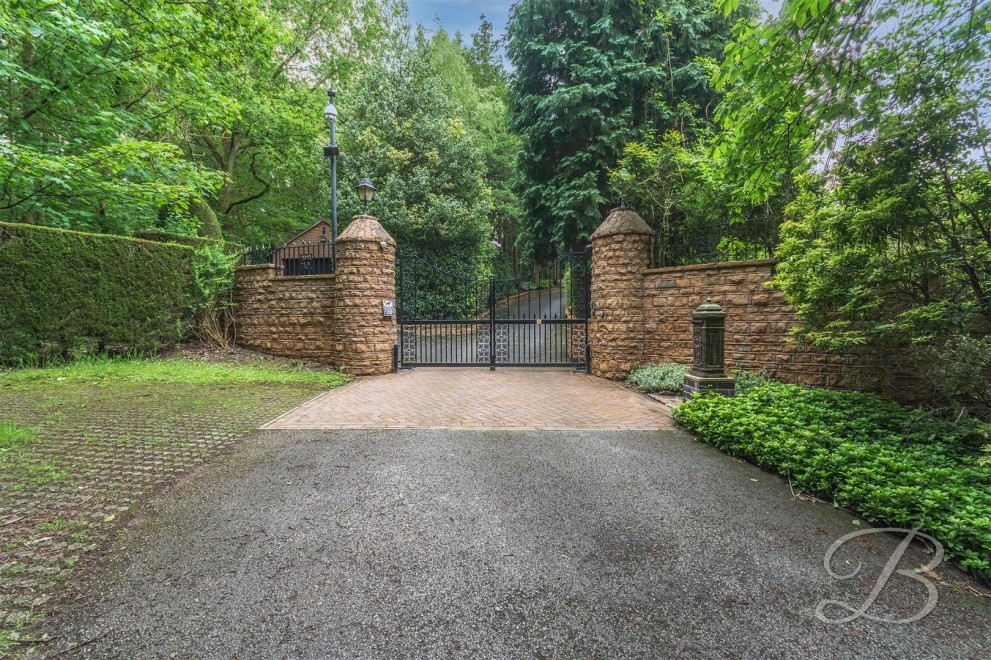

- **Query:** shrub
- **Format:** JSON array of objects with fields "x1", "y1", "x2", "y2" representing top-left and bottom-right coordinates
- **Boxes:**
[
  {"x1": 674, "y1": 382, "x2": 991, "y2": 583},
  {"x1": 0, "y1": 221, "x2": 196, "y2": 363},
  {"x1": 189, "y1": 243, "x2": 239, "y2": 346},
  {"x1": 923, "y1": 334, "x2": 991, "y2": 420},
  {"x1": 733, "y1": 368, "x2": 774, "y2": 396},
  {"x1": 627, "y1": 363, "x2": 688, "y2": 393},
  {"x1": 132, "y1": 230, "x2": 243, "y2": 251},
  {"x1": 131, "y1": 230, "x2": 219, "y2": 248}
]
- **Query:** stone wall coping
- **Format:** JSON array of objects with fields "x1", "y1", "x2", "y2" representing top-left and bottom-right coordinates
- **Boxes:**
[
  {"x1": 236, "y1": 264, "x2": 276, "y2": 272},
  {"x1": 337, "y1": 215, "x2": 396, "y2": 245},
  {"x1": 643, "y1": 258, "x2": 776, "y2": 276},
  {"x1": 590, "y1": 207, "x2": 652, "y2": 239}
]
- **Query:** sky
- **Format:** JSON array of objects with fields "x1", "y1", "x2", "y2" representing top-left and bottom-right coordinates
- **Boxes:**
[
  {"x1": 404, "y1": 1, "x2": 784, "y2": 42},
  {"x1": 405, "y1": 1, "x2": 514, "y2": 40}
]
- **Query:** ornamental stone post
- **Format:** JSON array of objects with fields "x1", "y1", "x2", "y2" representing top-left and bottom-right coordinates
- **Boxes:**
[
  {"x1": 589, "y1": 206, "x2": 652, "y2": 379},
  {"x1": 682, "y1": 299, "x2": 735, "y2": 397},
  {"x1": 335, "y1": 215, "x2": 396, "y2": 375}
]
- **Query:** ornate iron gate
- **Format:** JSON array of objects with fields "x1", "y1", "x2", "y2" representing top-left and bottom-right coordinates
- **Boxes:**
[{"x1": 397, "y1": 251, "x2": 591, "y2": 370}]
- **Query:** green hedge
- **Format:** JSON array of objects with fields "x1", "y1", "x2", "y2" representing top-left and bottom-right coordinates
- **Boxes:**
[
  {"x1": 132, "y1": 230, "x2": 243, "y2": 252},
  {"x1": 673, "y1": 383, "x2": 991, "y2": 583},
  {"x1": 0, "y1": 222, "x2": 196, "y2": 363}
]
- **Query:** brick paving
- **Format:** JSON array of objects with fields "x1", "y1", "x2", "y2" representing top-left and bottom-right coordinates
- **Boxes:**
[{"x1": 262, "y1": 368, "x2": 674, "y2": 430}]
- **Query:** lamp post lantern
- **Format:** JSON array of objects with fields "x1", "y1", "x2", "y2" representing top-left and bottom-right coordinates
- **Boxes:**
[
  {"x1": 355, "y1": 178, "x2": 376, "y2": 214},
  {"x1": 323, "y1": 86, "x2": 339, "y2": 267}
]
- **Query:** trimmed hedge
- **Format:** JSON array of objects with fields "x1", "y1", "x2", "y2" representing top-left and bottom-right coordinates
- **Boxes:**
[
  {"x1": 131, "y1": 230, "x2": 219, "y2": 248},
  {"x1": 674, "y1": 383, "x2": 991, "y2": 583},
  {"x1": 132, "y1": 230, "x2": 242, "y2": 252},
  {"x1": 0, "y1": 222, "x2": 196, "y2": 362}
]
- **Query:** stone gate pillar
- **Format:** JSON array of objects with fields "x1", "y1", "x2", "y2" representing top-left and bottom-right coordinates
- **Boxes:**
[
  {"x1": 335, "y1": 215, "x2": 396, "y2": 375},
  {"x1": 589, "y1": 207, "x2": 651, "y2": 379}
]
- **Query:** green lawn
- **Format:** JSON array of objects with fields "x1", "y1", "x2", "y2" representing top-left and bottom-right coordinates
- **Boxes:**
[{"x1": 1, "y1": 356, "x2": 349, "y2": 388}]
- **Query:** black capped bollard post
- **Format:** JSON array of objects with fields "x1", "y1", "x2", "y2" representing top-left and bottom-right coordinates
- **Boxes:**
[{"x1": 683, "y1": 299, "x2": 735, "y2": 398}]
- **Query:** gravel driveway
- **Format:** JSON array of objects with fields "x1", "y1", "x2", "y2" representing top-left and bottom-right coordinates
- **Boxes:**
[{"x1": 45, "y1": 428, "x2": 991, "y2": 658}]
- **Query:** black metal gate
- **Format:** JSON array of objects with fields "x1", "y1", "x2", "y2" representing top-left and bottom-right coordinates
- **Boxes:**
[{"x1": 396, "y1": 251, "x2": 591, "y2": 370}]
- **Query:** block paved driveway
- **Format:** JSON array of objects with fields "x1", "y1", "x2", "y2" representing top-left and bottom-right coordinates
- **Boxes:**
[
  {"x1": 43, "y1": 370, "x2": 991, "y2": 658},
  {"x1": 262, "y1": 367, "x2": 675, "y2": 430}
]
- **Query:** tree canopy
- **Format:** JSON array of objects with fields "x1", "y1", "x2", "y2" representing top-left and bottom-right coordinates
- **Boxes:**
[
  {"x1": 712, "y1": 0, "x2": 991, "y2": 347},
  {"x1": 506, "y1": 0, "x2": 741, "y2": 258},
  {"x1": 0, "y1": 0, "x2": 388, "y2": 239}
]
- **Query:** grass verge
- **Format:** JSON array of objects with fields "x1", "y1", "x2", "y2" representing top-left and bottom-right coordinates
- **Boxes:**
[{"x1": 0, "y1": 356, "x2": 349, "y2": 389}]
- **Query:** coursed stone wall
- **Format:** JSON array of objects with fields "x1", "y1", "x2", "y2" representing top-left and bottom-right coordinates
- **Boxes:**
[
  {"x1": 590, "y1": 208, "x2": 922, "y2": 400},
  {"x1": 333, "y1": 216, "x2": 397, "y2": 376},
  {"x1": 232, "y1": 215, "x2": 396, "y2": 376},
  {"x1": 232, "y1": 266, "x2": 338, "y2": 363}
]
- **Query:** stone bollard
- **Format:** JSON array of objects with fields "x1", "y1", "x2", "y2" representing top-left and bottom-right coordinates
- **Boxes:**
[
  {"x1": 682, "y1": 299, "x2": 735, "y2": 397},
  {"x1": 588, "y1": 206, "x2": 651, "y2": 379},
  {"x1": 335, "y1": 215, "x2": 396, "y2": 375}
]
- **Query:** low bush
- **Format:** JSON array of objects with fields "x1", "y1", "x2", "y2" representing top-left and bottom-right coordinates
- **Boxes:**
[
  {"x1": 674, "y1": 383, "x2": 991, "y2": 583},
  {"x1": 627, "y1": 363, "x2": 688, "y2": 393},
  {"x1": 732, "y1": 369, "x2": 775, "y2": 396},
  {"x1": 0, "y1": 221, "x2": 196, "y2": 363}
]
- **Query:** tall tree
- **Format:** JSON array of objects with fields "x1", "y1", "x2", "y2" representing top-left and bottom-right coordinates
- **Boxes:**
[
  {"x1": 714, "y1": 0, "x2": 991, "y2": 347},
  {"x1": 0, "y1": 0, "x2": 242, "y2": 231},
  {"x1": 185, "y1": 0, "x2": 391, "y2": 242},
  {"x1": 506, "y1": 0, "x2": 739, "y2": 258},
  {"x1": 0, "y1": 0, "x2": 391, "y2": 240},
  {"x1": 427, "y1": 22, "x2": 523, "y2": 274},
  {"x1": 333, "y1": 31, "x2": 493, "y2": 270}
]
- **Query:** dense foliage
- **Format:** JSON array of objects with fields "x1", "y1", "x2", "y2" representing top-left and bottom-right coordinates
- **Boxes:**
[
  {"x1": 506, "y1": 0, "x2": 742, "y2": 258},
  {"x1": 714, "y1": 0, "x2": 991, "y2": 349},
  {"x1": 334, "y1": 27, "x2": 496, "y2": 271},
  {"x1": 675, "y1": 383, "x2": 991, "y2": 582},
  {"x1": 0, "y1": 222, "x2": 196, "y2": 362},
  {"x1": 626, "y1": 363, "x2": 689, "y2": 393},
  {"x1": 0, "y1": 0, "x2": 388, "y2": 240}
]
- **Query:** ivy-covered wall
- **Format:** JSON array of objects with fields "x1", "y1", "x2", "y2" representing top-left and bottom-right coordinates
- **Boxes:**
[{"x1": 0, "y1": 222, "x2": 196, "y2": 363}]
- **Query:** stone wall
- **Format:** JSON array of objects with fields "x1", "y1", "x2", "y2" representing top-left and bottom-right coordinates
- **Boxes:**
[
  {"x1": 232, "y1": 266, "x2": 338, "y2": 363},
  {"x1": 232, "y1": 215, "x2": 396, "y2": 376},
  {"x1": 641, "y1": 261, "x2": 919, "y2": 395},
  {"x1": 333, "y1": 216, "x2": 397, "y2": 376},
  {"x1": 590, "y1": 207, "x2": 922, "y2": 400}
]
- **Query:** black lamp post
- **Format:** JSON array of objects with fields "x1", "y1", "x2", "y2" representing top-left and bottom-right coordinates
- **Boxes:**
[
  {"x1": 323, "y1": 87, "x2": 339, "y2": 267},
  {"x1": 355, "y1": 178, "x2": 376, "y2": 214}
]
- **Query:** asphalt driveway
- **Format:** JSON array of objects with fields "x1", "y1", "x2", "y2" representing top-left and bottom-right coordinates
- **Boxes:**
[{"x1": 46, "y1": 428, "x2": 991, "y2": 658}]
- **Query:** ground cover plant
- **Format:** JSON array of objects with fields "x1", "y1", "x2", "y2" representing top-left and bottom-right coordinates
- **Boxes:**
[
  {"x1": 0, "y1": 356, "x2": 346, "y2": 653},
  {"x1": 626, "y1": 363, "x2": 689, "y2": 394},
  {"x1": 674, "y1": 382, "x2": 991, "y2": 583}
]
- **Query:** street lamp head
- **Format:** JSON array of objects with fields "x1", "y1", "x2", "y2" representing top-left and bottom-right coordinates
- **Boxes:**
[{"x1": 355, "y1": 178, "x2": 376, "y2": 213}]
